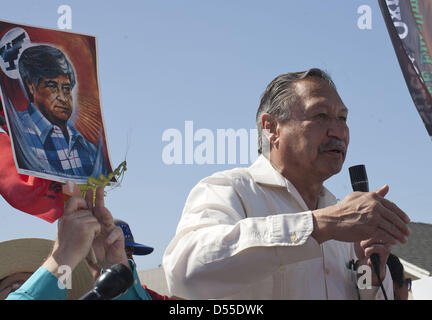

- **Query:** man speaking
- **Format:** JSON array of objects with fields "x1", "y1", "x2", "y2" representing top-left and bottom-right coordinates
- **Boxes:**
[
  {"x1": 163, "y1": 69, "x2": 411, "y2": 299},
  {"x1": 8, "y1": 44, "x2": 108, "y2": 180}
]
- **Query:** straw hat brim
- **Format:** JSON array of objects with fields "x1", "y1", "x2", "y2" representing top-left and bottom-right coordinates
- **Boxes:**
[{"x1": 0, "y1": 238, "x2": 94, "y2": 300}]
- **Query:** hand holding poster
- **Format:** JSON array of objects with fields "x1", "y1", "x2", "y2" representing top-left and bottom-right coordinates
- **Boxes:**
[{"x1": 0, "y1": 20, "x2": 114, "y2": 184}]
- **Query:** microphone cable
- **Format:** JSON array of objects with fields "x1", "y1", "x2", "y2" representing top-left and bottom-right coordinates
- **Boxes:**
[{"x1": 349, "y1": 165, "x2": 388, "y2": 300}]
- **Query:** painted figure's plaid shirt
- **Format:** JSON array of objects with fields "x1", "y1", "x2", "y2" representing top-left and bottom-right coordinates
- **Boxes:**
[{"x1": 18, "y1": 103, "x2": 97, "y2": 177}]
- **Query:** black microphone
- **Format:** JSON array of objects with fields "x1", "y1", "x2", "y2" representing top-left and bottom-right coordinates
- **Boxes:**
[
  {"x1": 79, "y1": 263, "x2": 134, "y2": 300},
  {"x1": 348, "y1": 165, "x2": 369, "y2": 193},
  {"x1": 348, "y1": 165, "x2": 380, "y2": 270},
  {"x1": 349, "y1": 165, "x2": 387, "y2": 299}
]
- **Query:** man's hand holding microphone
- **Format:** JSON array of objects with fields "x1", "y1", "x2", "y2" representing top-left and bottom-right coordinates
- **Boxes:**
[{"x1": 312, "y1": 165, "x2": 410, "y2": 291}]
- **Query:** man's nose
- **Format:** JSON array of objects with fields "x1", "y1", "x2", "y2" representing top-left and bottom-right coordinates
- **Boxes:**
[
  {"x1": 56, "y1": 89, "x2": 67, "y2": 102},
  {"x1": 327, "y1": 119, "x2": 349, "y2": 141}
]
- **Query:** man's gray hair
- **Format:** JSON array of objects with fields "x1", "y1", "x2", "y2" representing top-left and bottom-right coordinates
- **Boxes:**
[
  {"x1": 256, "y1": 68, "x2": 336, "y2": 154},
  {"x1": 18, "y1": 45, "x2": 76, "y2": 102}
]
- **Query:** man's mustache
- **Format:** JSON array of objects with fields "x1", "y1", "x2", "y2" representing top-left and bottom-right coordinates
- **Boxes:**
[{"x1": 318, "y1": 138, "x2": 347, "y2": 153}]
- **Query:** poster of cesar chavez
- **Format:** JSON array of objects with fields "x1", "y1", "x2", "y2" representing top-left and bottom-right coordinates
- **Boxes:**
[{"x1": 0, "y1": 20, "x2": 114, "y2": 184}]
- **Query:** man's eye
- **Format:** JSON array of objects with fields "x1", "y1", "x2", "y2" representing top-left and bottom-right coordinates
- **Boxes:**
[
  {"x1": 316, "y1": 113, "x2": 327, "y2": 119},
  {"x1": 339, "y1": 116, "x2": 347, "y2": 122}
]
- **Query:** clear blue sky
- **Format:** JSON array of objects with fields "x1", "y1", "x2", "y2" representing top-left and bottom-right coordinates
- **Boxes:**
[{"x1": 1, "y1": 0, "x2": 431, "y2": 271}]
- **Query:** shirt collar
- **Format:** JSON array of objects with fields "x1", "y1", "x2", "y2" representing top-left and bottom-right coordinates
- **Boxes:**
[
  {"x1": 249, "y1": 154, "x2": 287, "y2": 187},
  {"x1": 248, "y1": 154, "x2": 337, "y2": 210},
  {"x1": 67, "y1": 122, "x2": 86, "y2": 150},
  {"x1": 28, "y1": 103, "x2": 53, "y2": 144}
]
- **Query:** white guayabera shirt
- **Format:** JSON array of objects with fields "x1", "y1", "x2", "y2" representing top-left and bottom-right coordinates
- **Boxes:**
[{"x1": 163, "y1": 155, "x2": 393, "y2": 300}]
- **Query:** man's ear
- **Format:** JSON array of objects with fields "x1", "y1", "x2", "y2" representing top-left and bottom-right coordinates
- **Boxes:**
[
  {"x1": 261, "y1": 113, "x2": 279, "y2": 152},
  {"x1": 25, "y1": 79, "x2": 35, "y2": 98}
]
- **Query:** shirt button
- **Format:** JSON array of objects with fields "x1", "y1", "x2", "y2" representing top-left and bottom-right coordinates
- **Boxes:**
[
  {"x1": 325, "y1": 268, "x2": 330, "y2": 275},
  {"x1": 290, "y1": 234, "x2": 298, "y2": 242}
]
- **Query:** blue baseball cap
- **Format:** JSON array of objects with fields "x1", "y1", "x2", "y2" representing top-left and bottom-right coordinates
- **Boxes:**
[{"x1": 114, "y1": 219, "x2": 154, "y2": 255}]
